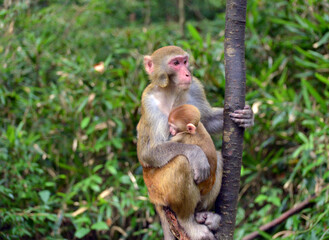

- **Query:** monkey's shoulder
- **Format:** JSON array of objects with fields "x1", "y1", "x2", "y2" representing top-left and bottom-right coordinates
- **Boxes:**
[
  {"x1": 190, "y1": 77, "x2": 205, "y2": 91},
  {"x1": 140, "y1": 85, "x2": 162, "y2": 114},
  {"x1": 187, "y1": 78, "x2": 207, "y2": 106}
]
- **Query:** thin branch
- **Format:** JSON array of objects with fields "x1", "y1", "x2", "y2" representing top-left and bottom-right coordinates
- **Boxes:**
[
  {"x1": 242, "y1": 195, "x2": 316, "y2": 240},
  {"x1": 164, "y1": 207, "x2": 191, "y2": 240}
]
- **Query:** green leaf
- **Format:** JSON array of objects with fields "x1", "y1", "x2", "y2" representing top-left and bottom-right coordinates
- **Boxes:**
[
  {"x1": 91, "y1": 221, "x2": 109, "y2": 230},
  {"x1": 302, "y1": 81, "x2": 311, "y2": 110},
  {"x1": 272, "y1": 112, "x2": 286, "y2": 128},
  {"x1": 323, "y1": 170, "x2": 329, "y2": 180},
  {"x1": 302, "y1": 158, "x2": 323, "y2": 177},
  {"x1": 107, "y1": 166, "x2": 118, "y2": 175},
  {"x1": 302, "y1": 79, "x2": 326, "y2": 110},
  {"x1": 313, "y1": 32, "x2": 329, "y2": 48},
  {"x1": 297, "y1": 132, "x2": 308, "y2": 143},
  {"x1": 120, "y1": 175, "x2": 130, "y2": 184},
  {"x1": 74, "y1": 216, "x2": 91, "y2": 225},
  {"x1": 187, "y1": 23, "x2": 203, "y2": 45},
  {"x1": 255, "y1": 194, "x2": 267, "y2": 204},
  {"x1": 294, "y1": 56, "x2": 318, "y2": 68},
  {"x1": 91, "y1": 184, "x2": 100, "y2": 192},
  {"x1": 315, "y1": 73, "x2": 329, "y2": 86},
  {"x1": 39, "y1": 190, "x2": 50, "y2": 204},
  {"x1": 6, "y1": 125, "x2": 16, "y2": 145},
  {"x1": 258, "y1": 230, "x2": 273, "y2": 239},
  {"x1": 112, "y1": 138, "x2": 122, "y2": 149},
  {"x1": 268, "y1": 196, "x2": 281, "y2": 207},
  {"x1": 270, "y1": 18, "x2": 302, "y2": 29},
  {"x1": 81, "y1": 117, "x2": 91, "y2": 129},
  {"x1": 75, "y1": 228, "x2": 90, "y2": 239},
  {"x1": 77, "y1": 97, "x2": 89, "y2": 113}
]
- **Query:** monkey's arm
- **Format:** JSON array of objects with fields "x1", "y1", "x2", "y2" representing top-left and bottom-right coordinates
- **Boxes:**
[
  {"x1": 200, "y1": 107, "x2": 224, "y2": 134},
  {"x1": 188, "y1": 78, "x2": 254, "y2": 134},
  {"x1": 139, "y1": 141, "x2": 210, "y2": 184}
]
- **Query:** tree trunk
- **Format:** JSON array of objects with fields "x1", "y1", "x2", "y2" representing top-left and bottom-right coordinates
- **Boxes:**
[
  {"x1": 178, "y1": 0, "x2": 185, "y2": 36},
  {"x1": 144, "y1": 0, "x2": 151, "y2": 26},
  {"x1": 215, "y1": 0, "x2": 247, "y2": 239}
]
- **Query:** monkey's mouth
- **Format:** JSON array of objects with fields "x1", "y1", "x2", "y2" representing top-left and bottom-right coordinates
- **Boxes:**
[{"x1": 178, "y1": 82, "x2": 191, "y2": 87}]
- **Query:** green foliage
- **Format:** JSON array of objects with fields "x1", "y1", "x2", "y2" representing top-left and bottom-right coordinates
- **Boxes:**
[
  {"x1": 0, "y1": 0, "x2": 328, "y2": 239},
  {"x1": 236, "y1": 0, "x2": 329, "y2": 239}
]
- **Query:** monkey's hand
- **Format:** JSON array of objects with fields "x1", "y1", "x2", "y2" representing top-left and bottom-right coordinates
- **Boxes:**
[
  {"x1": 230, "y1": 105, "x2": 254, "y2": 128},
  {"x1": 186, "y1": 145, "x2": 211, "y2": 184}
]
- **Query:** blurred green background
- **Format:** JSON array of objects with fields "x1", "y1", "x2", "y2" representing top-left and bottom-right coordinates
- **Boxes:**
[{"x1": 0, "y1": 0, "x2": 328, "y2": 239}]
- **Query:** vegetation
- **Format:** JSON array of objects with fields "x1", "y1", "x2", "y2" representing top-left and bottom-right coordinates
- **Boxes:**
[{"x1": 0, "y1": 0, "x2": 328, "y2": 239}]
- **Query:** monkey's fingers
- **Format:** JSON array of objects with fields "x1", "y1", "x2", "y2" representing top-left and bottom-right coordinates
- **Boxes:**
[
  {"x1": 230, "y1": 117, "x2": 254, "y2": 128},
  {"x1": 195, "y1": 212, "x2": 207, "y2": 224},
  {"x1": 193, "y1": 169, "x2": 211, "y2": 184},
  {"x1": 230, "y1": 105, "x2": 253, "y2": 118},
  {"x1": 196, "y1": 212, "x2": 221, "y2": 232},
  {"x1": 189, "y1": 149, "x2": 211, "y2": 184},
  {"x1": 204, "y1": 213, "x2": 221, "y2": 232},
  {"x1": 230, "y1": 110, "x2": 253, "y2": 119}
]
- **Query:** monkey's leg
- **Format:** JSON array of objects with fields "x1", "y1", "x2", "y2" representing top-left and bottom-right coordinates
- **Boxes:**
[
  {"x1": 144, "y1": 157, "x2": 198, "y2": 239},
  {"x1": 179, "y1": 215, "x2": 216, "y2": 240},
  {"x1": 196, "y1": 151, "x2": 223, "y2": 232},
  {"x1": 145, "y1": 156, "x2": 200, "y2": 217},
  {"x1": 145, "y1": 156, "x2": 215, "y2": 240},
  {"x1": 166, "y1": 157, "x2": 216, "y2": 240}
]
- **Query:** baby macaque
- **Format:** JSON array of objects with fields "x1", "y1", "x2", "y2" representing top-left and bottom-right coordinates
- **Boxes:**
[{"x1": 168, "y1": 104, "x2": 218, "y2": 197}]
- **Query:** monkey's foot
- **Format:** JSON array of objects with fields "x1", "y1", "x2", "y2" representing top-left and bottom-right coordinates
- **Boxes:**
[
  {"x1": 183, "y1": 223, "x2": 216, "y2": 240},
  {"x1": 195, "y1": 212, "x2": 221, "y2": 232},
  {"x1": 179, "y1": 216, "x2": 216, "y2": 240}
]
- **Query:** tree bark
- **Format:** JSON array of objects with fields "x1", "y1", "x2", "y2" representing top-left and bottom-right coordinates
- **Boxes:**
[
  {"x1": 164, "y1": 207, "x2": 191, "y2": 240},
  {"x1": 215, "y1": 0, "x2": 247, "y2": 239},
  {"x1": 178, "y1": 0, "x2": 185, "y2": 36},
  {"x1": 144, "y1": 0, "x2": 151, "y2": 26}
]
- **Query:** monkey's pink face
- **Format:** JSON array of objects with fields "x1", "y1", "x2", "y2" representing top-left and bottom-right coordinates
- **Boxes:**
[{"x1": 168, "y1": 56, "x2": 192, "y2": 89}]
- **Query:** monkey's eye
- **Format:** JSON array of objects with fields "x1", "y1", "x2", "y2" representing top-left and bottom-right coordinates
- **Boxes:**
[
  {"x1": 173, "y1": 60, "x2": 179, "y2": 66},
  {"x1": 184, "y1": 60, "x2": 187, "y2": 64}
]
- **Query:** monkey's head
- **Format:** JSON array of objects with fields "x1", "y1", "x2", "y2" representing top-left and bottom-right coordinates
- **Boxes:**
[
  {"x1": 168, "y1": 104, "x2": 200, "y2": 136},
  {"x1": 144, "y1": 46, "x2": 192, "y2": 90}
]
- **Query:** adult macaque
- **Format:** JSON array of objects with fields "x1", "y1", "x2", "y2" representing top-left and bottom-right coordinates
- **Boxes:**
[
  {"x1": 143, "y1": 104, "x2": 222, "y2": 239},
  {"x1": 137, "y1": 46, "x2": 253, "y2": 239}
]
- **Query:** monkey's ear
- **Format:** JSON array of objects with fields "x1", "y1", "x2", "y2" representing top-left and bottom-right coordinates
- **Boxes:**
[
  {"x1": 144, "y1": 56, "x2": 153, "y2": 74},
  {"x1": 186, "y1": 123, "x2": 196, "y2": 134}
]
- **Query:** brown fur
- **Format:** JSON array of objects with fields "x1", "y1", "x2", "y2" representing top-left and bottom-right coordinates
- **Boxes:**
[
  {"x1": 171, "y1": 122, "x2": 217, "y2": 196},
  {"x1": 143, "y1": 157, "x2": 199, "y2": 219},
  {"x1": 168, "y1": 105, "x2": 217, "y2": 196},
  {"x1": 168, "y1": 104, "x2": 201, "y2": 130}
]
